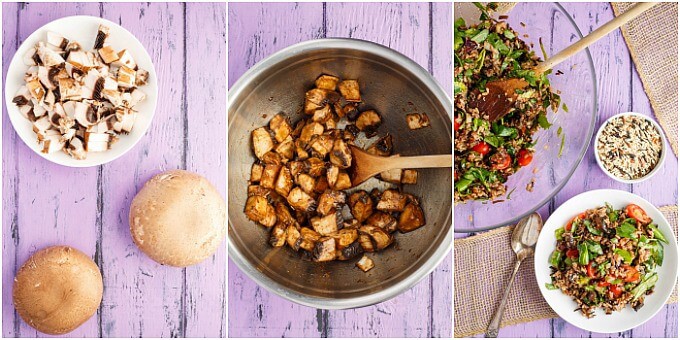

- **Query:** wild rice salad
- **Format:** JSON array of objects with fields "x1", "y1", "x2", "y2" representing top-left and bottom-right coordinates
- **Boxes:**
[
  {"x1": 547, "y1": 203, "x2": 667, "y2": 318},
  {"x1": 454, "y1": 5, "x2": 562, "y2": 202}
]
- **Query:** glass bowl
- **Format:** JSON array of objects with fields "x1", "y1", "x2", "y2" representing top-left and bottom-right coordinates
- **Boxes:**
[{"x1": 454, "y1": 2, "x2": 598, "y2": 232}]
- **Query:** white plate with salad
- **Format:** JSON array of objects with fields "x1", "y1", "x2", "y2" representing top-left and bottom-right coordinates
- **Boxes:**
[{"x1": 534, "y1": 189, "x2": 677, "y2": 333}]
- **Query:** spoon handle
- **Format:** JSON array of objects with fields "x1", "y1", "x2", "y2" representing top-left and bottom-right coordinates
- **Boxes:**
[
  {"x1": 485, "y1": 258, "x2": 523, "y2": 338},
  {"x1": 383, "y1": 154, "x2": 452, "y2": 169}
]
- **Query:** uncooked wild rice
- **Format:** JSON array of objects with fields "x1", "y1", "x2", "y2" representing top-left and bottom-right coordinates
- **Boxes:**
[{"x1": 596, "y1": 115, "x2": 662, "y2": 180}]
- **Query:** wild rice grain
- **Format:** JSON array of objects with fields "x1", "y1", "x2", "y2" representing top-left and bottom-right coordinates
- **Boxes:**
[{"x1": 597, "y1": 115, "x2": 662, "y2": 180}]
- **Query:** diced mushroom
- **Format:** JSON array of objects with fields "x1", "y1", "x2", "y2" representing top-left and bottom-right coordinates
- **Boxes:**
[
  {"x1": 66, "y1": 137, "x2": 87, "y2": 160},
  {"x1": 40, "y1": 132, "x2": 65, "y2": 154},
  {"x1": 93, "y1": 24, "x2": 109, "y2": 49},
  {"x1": 36, "y1": 42, "x2": 65, "y2": 67},
  {"x1": 356, "y1": 110, "x2": 382, "y2": 132},
  {"x1": 274, "y1": 166, "x2": 294, "y2": 197},
  {"x1": 356, "y1": 255, "x2": 375, "y2": 272},
  {"x1": 269, "y1": 224, "x2": 288, "y2": 247},
  {"x1": 332, "y1": 228, "x2": 358, "y2": 249},
  {"x1": 26, "y1": 78, "x2": 46, "y2": 102},
  {"x1": 260, "y1": 164, "x2": 281, "y2": 189},
  {"x1": 376, "y1": 189, "x2": 407, "y2": 212},
  {"x1": 269, "y1": 113, "x2": 292, "y2": 142},
  {"x1": 135, "y1": 69, "x2": 149, "y2": 86},
  {"x1": 296, "y1": 173, "x2": 316, "y2": 194},
  {"x1": 366, "y1": 211, "x2": 397, "y2": 233},
  {"x1": 117, "y1": 66, "x2": 136, "y2": 88},
  {"x1": 299, "y1": 121, "x2": 324, "y2": 143},
  {"x1": 73, "y1": 101, "x2": 97, "y2": 127},
  {"x1": 332, "y1": 171, "x2": 351, "y2": 190},
  {"x1": 98, "y1": 45, "x2": 119, "y2": 64},
  {"x1": 275, "y1": 203, "x2": 296, "y2": 225},
  {"x1": 244, "y1": 195, "x2": 277, "y2": 228},
  {"x1": 287, "y1": 187, "x2": 317, "y2": 213},
  {"x1": 286, "y1": 224, "x2": 301, "y2": 250},
  {"x1": 338, "y1": 80, "x2": 361, "y2": 102},
  {"x1": 22, "y1": 47, "x2": 39, "y2": 66},
  {"x1": 313, "y1": 237, "x2": 337, "y2": 262},
  {"x1": 112, "y1": 49, "x2": 137, "y2": 69},
  {"x1": 309, "y1": 134, "x2": 334, "y2": 158},
  {"x1": 398, "y1": 202, "x2": 426, "y2": 232},
  {"x1": 315, "y1": 75, "x2": 339, "y2": 91},
  {"x1": 337, "y1": 241, "x2": 363, "y2": 261},
  {"x1": 260, "y1": 151, "x2": 282, "y2": 165},
  {"x1": 297, "y1": 227, "x2": 321, "y2": 252},
  {"x1": 316, "y1": 190, "x2": 347, "y2": 215},
  {"x1": 58, "y1": 78, "x2": 81, "y2": 101},
  {"x1": 379, "y1": 168, "x2": 402, "y2": 184},
  {"x1": 251, "y1": 127, "x2": 274, "y2": 159},
  {"x1": 310, "y1": 211, "x2": 341, "y2": 236},
  {"x1": 402, "y1": 170, "x2": 418, "y2": 184},
  {"x1": 359, "y1": 225, "x2": 393, "y2": 251},
  {"x1": 304, "y1": 157, "x2": 326, "y2": 177},
  {"x1": 83, "y1": 132, "x2": 110, "y2": 152},
  {"x1": 349, "y1": 191, "x2": 373, "y2": 222},
  {"x1": 274, "y1": 135, "x2": 295, "y2": 160},
  {"x1": 406, "y1": 113, "x2": 430, "y2": 130},
  {"x1": 329, "y1": 139, "x2": 352, "y2": 169},
  {"x1": 304, "y1": 88, "x2": 328, "y2": 114},
  {"x1": 313, "y1": 176, "x2": 329, "y2": 194}
]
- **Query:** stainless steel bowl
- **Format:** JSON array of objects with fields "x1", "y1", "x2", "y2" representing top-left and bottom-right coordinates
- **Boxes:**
[{"x1": 228, "y1": 38, "x2": 452, "y2": 309}]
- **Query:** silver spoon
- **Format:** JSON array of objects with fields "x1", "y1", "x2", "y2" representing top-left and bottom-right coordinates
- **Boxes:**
[{"x1": 485, "y1": 212, "x2": 543, "y2": 338}]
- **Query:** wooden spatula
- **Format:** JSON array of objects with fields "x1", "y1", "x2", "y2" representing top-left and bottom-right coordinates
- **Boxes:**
[
  {"x1": 470, "y1": 2, "x2": 658, "y2": 122},
  {"x1": 348, "y1": 145, "x2": 452, "y2": 188}
]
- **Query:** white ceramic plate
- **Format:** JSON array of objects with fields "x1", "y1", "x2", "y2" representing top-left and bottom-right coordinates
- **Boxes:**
[
  {"x1": 4, "y1": 15, "x2": 158, "y2": 167},
  {"x1": 535, "y1": 189, "x2": 678, "y2": 333}
]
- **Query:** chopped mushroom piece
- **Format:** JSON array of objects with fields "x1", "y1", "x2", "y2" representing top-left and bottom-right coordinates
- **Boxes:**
[
  {"x1": 244, "y1": 195, "x2": 277, "y2": 228},
  {"x1": 310, "y1": 211, "x2": 341, "y2": 236},
  {"x1": 316, "y1": 190, "x2": 346, "y2": 215},
  {"x1": 313, "y1": 237, "x2": 337, "y2": 262},
  {"x1": 287, "y1": 187, "x2": 317, "y2": 213},
  {"x1": 398, "y1": 202, "x2": 426, "y2": 232},
  {"x1": 356, "y1": 110, "x2": 382, "y2": 132},
  {"x1": 379, "y1": 168, "x2": 402, "y2": 184},
  {"x1": 406, "y1": 113, "x2": 430, "y2": 130},
  {"x1": 359, "y1": 225, "x2": 394, "y2": 250},
  {"x1": 274, "y1": 167, "x2": 294, "y2": 197},
  {"x1": 401, "y1": 169, "x2": 418, "y2": 184},
  {"x1": 269, "y1": 113, "x2": 292, "y2": 143},
  {"x1": 376, "y1": 189, "x2": 407, "y2": 212},
  {"x1": 286, "y1": 224, "x2": 302, "y2": 250},
  {"x1": 250, "y1": 163, "x2": 264, "y2": 183},
  {"x1": 329, "y1": 139, "x2": 352, "y2": 169},
  {"x1": 297, "y1": 227, "x2": 321, "y2": 252},
  {"x1": 251, "y1": 127, "x2": 274, "y2": 159},
  {"x1": 269, "y1": 224, "x2": 287, "y2": 247},
  {"x1": 260, "y1": 164, "x2": 281, "y2": 189},
  {"x1": 366, "y1": 211, "x2": 397, "y2": 233},
  {"x1": 349, "y1": 191, "x2": 373, "y2": 222},
  {"x1": 315, "y1": 75, "x2": 340, "y2": 91},
  {"x1": 338, "y1": 80, "x2": 361, "y2": 102},
  {"x1": 356, "y1": 255, "x2": 375, "y2": 272}
]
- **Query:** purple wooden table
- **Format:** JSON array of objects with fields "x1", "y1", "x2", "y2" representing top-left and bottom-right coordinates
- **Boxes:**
[
  {"x1": 456, "y1": 2, "x2": 678, "y2": 338},
  {"x1": 228, "y1": 2, "x2": 452, "y2": 337},
  {"x1": 2, "y1": 2, "x2": 226, "y2": 337}
]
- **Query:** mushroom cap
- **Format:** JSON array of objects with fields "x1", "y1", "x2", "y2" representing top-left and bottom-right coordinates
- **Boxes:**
[
  {"x1": 129, "y1": 170, "x2": 226, "y2": 267},
  {"x1": 13, "y1": 246, "x2": 103, "y2": 335}
]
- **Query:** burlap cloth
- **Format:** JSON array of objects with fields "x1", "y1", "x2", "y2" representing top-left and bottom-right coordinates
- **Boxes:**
[{"x1": 454, "y1": 206, "x2": 678, "y2": 338}]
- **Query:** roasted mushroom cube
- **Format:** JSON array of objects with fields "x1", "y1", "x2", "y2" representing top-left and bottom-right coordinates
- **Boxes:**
[
  {"x1": 366, "y1": 211, "x2": 397, "y2": 233},
  {"x1": 251, "y1": 127, "x2": 274, "y2": 159},
  {"x1": 261, "y1": 151, "x2": 282, "y2": 165},
  {"x1": 406, "y1": 113, "x2": 430, "y2": 130},
  {"x1": 332, "y1": 228, "x2": 359, "y2": 249},
  {"x1": 296, "y1": 173, "x2": 316, "y2": 194},
  {"x1": 313, "y1": 237, "x2": 337, "y2": 262},
  {"x1": 269, "y1": 113, "x2": 292, "y2": 142},
  {"x1": 313, "y1": 176, "x2": 329, "y2": 194},
  {"x1": 297, "y1": 227, "x2": 321, "y2": 252},
  {"x1": 401, "y1": 169, "x2": 418, "y2": 184},
  {"x1": 309, "y1": 134, "x2": 334, "y2": 157},
  {"x1": 379, "y1": 168, "x2": 402, "y2": 184},
  {"x1": 286, "y1": 224, "x2": 301, "y2": 250},
  {"x1": 332, "y1": 172, "x2": 351, "y2": 190},
  {"x1": 356, "y1": 110, "x2": 382, "y2": 132},
  {"x1": 304, "y1": 88, "x2": 328, "y2": 114},
  {"x1": 304, "y1": 157, "x2": 326, "y2": 177},
  {"x1": 299, "y1": 121, "x2": 324, "y2": 143},
  {"x1": 244, "y1": 195, "x2": 277, "y2": 228},
  {"x1": 310, "y1": 211, "x2": 341, "y2": 236},
  {"x1": 287, "y1": 187, "x2": 317, "y2": 212},
  {"x1": 317, "y1": 190, "x2": 347, "y2": 215},
  {"x1": 329, "y1": 139, "x2": 352, "y2": 169},
  {"x1": 274, "y1": 166, "x2": 294, "y2": 197},
  {"x1": 376, "y1": 189, "x2": 407, "y2": 212},
  {"x1": 269, "y1": 224, "x2": 288, "y2": 247},
  {"x1": 315, "y1": 75, "x2": 340, "y2": 91},
  {"x1": 356, "y1": 255, "x2": 375, "y2": 272},
  {"x1": 338, "y1": 80, "x2": 361, "y2": 102},
  {"x1": 288, "y1": 161, "x2": 305, "y2": 177},
  {"x1": 295, "y1": 139, "x2": 310, "y2": 160},
  {"x1": 359, "y1": 225, "x2": 394, "y2": 251},
  {"x1": 275, "y1": 135, "x2": 295, "y2": 160},
  {"x1": 275, "y1": 203, "x2": 296, "y2": 225},
  {"x1": 366, "y1": 134, "x2": 393, "y2": 156},
  {"x1": 250, "y1": 163, "x2": 264, "y2": 183},
  {"x1": 349, "y1": 190, "x2": 373, "y2": 222},
  {"x1": 260, "y1": 164, "x2": 281, "y2": 189},
  {"x1": 358, "y1": 233, "x2": 375, "y2": 252},
  {"x1": 337, "y1": 241, "x2": 364, "y2": 261},
  {"x1": 312, "y1": 105, "x2": 333, "y2": 123},
  {"x1": 398, "y1": 202, "x2": 426, "y2": 232}
]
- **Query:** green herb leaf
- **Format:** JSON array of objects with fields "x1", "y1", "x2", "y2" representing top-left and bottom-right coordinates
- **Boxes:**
[
  {"x1": 647, "y1": 224, "x2": 668, "y2": 243},
  {"x1": 616, "y1": 222, "x2": 637, "y2": 239},
  {"x1": 631, "y1": 273, "x2": 658, "y2": 300},
  {"x1": 614, "y1": 248, "x2": 633, "y2": 265},
  {"x1": 503, "y1": 30, "x2": 515, "y2": 39},
  {"x1": 549, "y1": 250, "x2": 562, "y2": 268},
  {"x1": 578, "y1": 243, "x2": 589, "y2": 265},
  {"x1": 471, "y1": 29, "x2": 489, "y2": 43},
  {"x1": 545, "y1": 283, "x2": 558, "y2": 290},
  {"x1": 537, "y1": 114, "x2": 552, "y2": 129}
]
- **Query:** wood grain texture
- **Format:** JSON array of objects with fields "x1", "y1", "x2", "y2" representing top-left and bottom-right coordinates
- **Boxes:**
[
  {"x1": 456, "y1": 2, "x2": 678, "y2": 338},
  {"x1": 227, "y1": 2, "x2": 452, "y2": 337},
  {"x1": 2, "y1": 2, "x2": 226, "y2": 337}
]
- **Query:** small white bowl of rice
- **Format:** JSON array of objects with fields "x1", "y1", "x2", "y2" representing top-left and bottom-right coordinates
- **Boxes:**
[{"x1": 594, "y1": 112, "x2": 666, "y2": 184}]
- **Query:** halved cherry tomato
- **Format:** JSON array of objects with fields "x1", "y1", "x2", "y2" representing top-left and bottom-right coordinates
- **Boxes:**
[
  {"x1": 454, "y1": 118, "x2": 461, "y2": 131},
  {"x1": 471, "y1": 142, "x2": 490, "y2": 155},
  {"x1": 566, "y1": 249, "x2": 579, "y2": 258},
  {"x1": 517, "y1": 149, "x2": 533, "y2": 167},
  {"x1": 625, "y1": 204, "x2": 652, "y2": 224},
  {"x1": 597, "y1": 280, "x2": 611, "y2": 287},
  {"x1": 490, "y1": 152, "x2": 511, "y2": 170},
  {"x1": 622, "y1": 265, "x2": 640, "y2": 283},
  {"x1": 586, "y1": 262, "x2": 597, "y2": 278},
  {"x1": 609, "y1": 285, "x2": 623, "y2": 298},
  {"x1": 565, "y1": 212, "x2": 587, "y2": 232}
]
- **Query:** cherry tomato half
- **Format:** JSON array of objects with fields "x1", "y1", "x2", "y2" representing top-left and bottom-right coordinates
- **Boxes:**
[
  {"x1": 597, "y1": 280, "x2": 611, "y2": 287},
  {"x1": 586, "y1": 262, "x2": 597, "y2": 278},
  {"x1": 490, "y1": 152, "x2": 511, "y2": 170},
  {"x1": 565, "y1": 212, "x2": 586, "y2": 232},
  {"x1": 625, "y1": 204, "x2": 652, "y2": 224},
  {"x1": 622, "y1": 265, "x2": 640, "y2": 283},
  {"x1": 454, "y1": 118, "x2": 461, "y2": 131},
  {"x1": 517, "y1": 149, "x2": 533, "y2": 167},
  {"x1": 566, "y1": 249, "x2": 579, "y2": 258},
  {"x1": 609, "y1": 285, "x2": 623, "y2": 298},
  {"x1": 471, "y1": 142, "x2": 491, "y2": 155}
]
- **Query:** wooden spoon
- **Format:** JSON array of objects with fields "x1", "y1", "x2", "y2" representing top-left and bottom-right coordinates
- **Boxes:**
[
  {"x1": 348, "y1": 145, "x2": 452, "y2": 188},
  {"x1": 470, "y1": 2, "x2": 658, "y2": 122}
]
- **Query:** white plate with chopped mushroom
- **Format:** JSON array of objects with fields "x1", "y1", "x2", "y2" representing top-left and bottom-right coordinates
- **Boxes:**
[
  {"x1": 5, "y1": 15, "x2": 157, "y2": 167},
  {"x1": 535, "y1": 189, "x2": 678, "y2": 333}
]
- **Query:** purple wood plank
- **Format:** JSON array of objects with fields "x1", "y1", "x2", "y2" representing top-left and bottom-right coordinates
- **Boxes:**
[
  {"x1": 457, "y1": 2, "x2": 678, "y2": 337},
  {"x1": 227, "y1": 3, "x2": 325, "y2": 336},
  {"x1": 228, "y1": 2, "x2": 452, "y2": 337},
  {"x1": 184, "y1": 2, "x2": 227, "y2": 337},
  {"x1": 3, "y1": 2, "x2": 226, "y2": 337}
]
